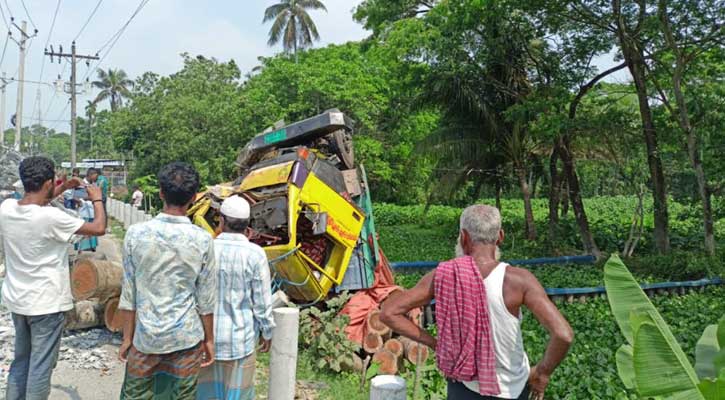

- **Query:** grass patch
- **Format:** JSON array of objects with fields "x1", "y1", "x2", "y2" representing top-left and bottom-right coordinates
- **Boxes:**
[{"x1": 255, "y1": 351, "x2": 367, "y2": 399}]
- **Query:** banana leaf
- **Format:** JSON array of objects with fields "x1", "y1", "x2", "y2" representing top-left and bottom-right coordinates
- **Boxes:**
[
  {"x1": 605, "y1": 255, "x2": 704, "y2": 399},
  {"x1": 604, "y1": 254, "x2": 659, "y2": 345},
  {"x1": 696, "y1": 325, "x2": 721, "y2": 380},
  {"x1": 632, "y1": 315, "x2": 704, "y2": 399},
  {"x1": 617, "y1": 344, "x2": 636, "y2": 390},
  {"x1": 698, "y1": 370, "x2": 725, "y2": 399}
]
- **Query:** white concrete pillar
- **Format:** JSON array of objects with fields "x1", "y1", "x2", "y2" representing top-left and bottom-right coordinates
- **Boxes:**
[
  {"x1": 134, "y1": 209, "x2": 145, "y2": 225},
  {"x1": 370, "y1": 375, "x2": 406, "y2": 400},
  {"x1": 110, "y1": 199, "x2": 118, "y2": 219},
  {"x1": 268, "y1": 308, "x2": 300, "y2": 400},
  {"x1": 123, "y1": 204, "x2": 132, "y2": 229},
  {"x1": 130, "y1": 208, "x2": 138, "y2": 226}
]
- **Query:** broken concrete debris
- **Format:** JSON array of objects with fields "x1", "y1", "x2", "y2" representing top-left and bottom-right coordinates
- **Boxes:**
[{"x1": 0, "y1": 284, "x2": 122, "y2": 394}]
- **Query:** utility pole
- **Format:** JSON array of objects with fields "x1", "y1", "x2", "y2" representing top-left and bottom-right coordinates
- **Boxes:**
[
  {"x1": 14, "y1": 21, "x2": 28, "y2": 151},
  {"x1": 0, "y1": 73, "x2": 8, "y2": 147},
  {"x1": 44, "y1": 42, "x2": 98, "y2": 168}
]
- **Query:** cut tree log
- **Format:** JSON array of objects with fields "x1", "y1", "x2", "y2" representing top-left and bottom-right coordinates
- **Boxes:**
[
  {"x1": 104, "y1": 297, "x2": 124, "y2": 332},
  {"x1": 341, "y1": 353, "x2": 364, "y2": 373},
  {"x1": 363, "y1": 332, "x2": 384, "y2": 354},
  {"x1": 383, "y1": 338, "x2": 404, "y2": 358},
  {"x1": 399, "y1": 337, "x2": 430, "y2": 364},
  {"x1": 367, "y1": 309, "x2": 391, "y2": 337},
  {"x1": 71, "y1": 259, "x2": 123, "y2": 302},
  {"x1": 65, "y1": 300, "x2": 104, "y2": 330},
  {"x1": 372, "y1": 349, "x2": 399, "y2": 375}
]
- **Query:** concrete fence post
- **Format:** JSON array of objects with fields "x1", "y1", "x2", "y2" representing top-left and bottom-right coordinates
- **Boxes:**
[
  {"x1": 111, "y1": 199, "x2": 119, "y2": 219},
  {"x1": 134, "y1": 209, "x2": 145, "y2": 225},
  {"x1": 268, "y1": 307, "x2": 300, "y2": 400},
  {"x1": 123, "y1": 204, "x2": 132, "y2": 229},
  {"x1": 370, "y1": 375, "x2": 407, "y2": 400},
  {"x1": 131, "y1": 207, "x2": 139, "y2": 226}
]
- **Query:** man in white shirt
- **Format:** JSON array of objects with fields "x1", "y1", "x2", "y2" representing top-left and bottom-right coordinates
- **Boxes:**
[
  {"x1": 131, "y1": 185, "x2": 143, "y2": 209},
  {"x1": 0, "y1": 156, "x2": 107, "y2": 400}
]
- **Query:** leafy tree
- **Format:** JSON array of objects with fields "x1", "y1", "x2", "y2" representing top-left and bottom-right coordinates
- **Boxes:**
[
  {"x1": 92, "y1": 68, "x2": 134, "y2": 112},
  {"x1": 102, "y1": 55, "x2": 246, "y2": 185},
  {"x1": 263, "y1": 0, "x2": 327, "y2": 62},
  {"x1": 647, "y1": 0, "x2": 724, "y2": 255}
]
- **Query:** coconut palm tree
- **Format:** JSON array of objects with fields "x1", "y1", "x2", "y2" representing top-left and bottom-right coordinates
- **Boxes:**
[
  {"x1": 85, "y1": 100, "x2": 97, "y2": 153},
  {"x1": 263, "y1": 0, "x2": 327, "y2": 63},
  {"x1": 92, "y1": 68, "x2": 133, "y2": 112}
]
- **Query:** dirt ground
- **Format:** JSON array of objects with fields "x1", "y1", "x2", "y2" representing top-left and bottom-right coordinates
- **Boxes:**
[{"x1": 49, "y1": 344, "x2": 124, "y2": 400}]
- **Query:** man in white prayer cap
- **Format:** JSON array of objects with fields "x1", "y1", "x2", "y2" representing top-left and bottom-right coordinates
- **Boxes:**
[{"x1": 196, "y1": 195, "x2": 276, "y2": 400}]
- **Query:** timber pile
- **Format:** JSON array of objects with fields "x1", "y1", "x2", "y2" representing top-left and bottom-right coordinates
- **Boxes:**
[
  {"x1": 65, "y1": 258, "x2": 124, "y2": 331},
  {"x1": 357, "y1": 307, "x2": 430, "y2": 376}
]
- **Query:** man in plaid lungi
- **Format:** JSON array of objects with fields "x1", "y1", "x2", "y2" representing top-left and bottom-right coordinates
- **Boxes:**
[{"x1": 197, "y1": 195, "x2": 276, "y2": 400}]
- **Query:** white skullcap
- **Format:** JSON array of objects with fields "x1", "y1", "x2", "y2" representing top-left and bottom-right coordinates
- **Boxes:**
[{"x1": 220, "y1": 195, "x2": 250, "y2": 219}]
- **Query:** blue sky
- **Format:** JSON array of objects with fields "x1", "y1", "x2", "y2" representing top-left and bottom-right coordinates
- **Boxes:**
[
  {"x1": 3, "y1": 0, "x2": 628, "y2": 135},
  {"x1": 5, "y1": 0, "x2": 368, "y2": 132}
]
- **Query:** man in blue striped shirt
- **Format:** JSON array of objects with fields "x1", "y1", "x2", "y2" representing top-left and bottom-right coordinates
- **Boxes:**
[{"x1": 197, "y1": 195, "x2": 276, "y2": 400}]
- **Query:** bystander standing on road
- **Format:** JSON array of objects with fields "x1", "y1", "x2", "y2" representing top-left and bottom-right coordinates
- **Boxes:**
[
  {"x1": 197, "y1": 195, "x2": 275, "y2": 400},
  {"x1": 86, "y1": 168, "x2": 110, "y2": 230},
  {"x1": 117, "y1": 162, "x2": 217, "y2": 400},
  {"x1": 1, "y1": 156, "x2": 106, "y2": 400},
  {"x1": 131, "y1": 185, "x2": 144, "y2": 209}
]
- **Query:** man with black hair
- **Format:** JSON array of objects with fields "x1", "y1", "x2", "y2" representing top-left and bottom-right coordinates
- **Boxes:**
[
  {"x1": 197, "y1": 195, "x2": 275, "y2": 400},
  {"x1": 0, "y1": 156, "x2": 106, "y2": 400},
  {"x1": 117, "y1": 162, "x2": 217, "y2": 400}
]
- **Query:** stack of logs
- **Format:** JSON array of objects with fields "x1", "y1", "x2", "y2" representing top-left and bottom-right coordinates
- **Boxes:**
[
  {"x1": 361, "y1": 309, "x2": 429, "y2": 375},
  {"x1": 65, "y1": 257, "x2": 125, "y2": 332}
]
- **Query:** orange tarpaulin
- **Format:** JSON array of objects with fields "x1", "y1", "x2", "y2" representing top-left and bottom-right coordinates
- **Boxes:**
[{"x1": 340, "y1": 250, "x2": 421, "y2": 345}]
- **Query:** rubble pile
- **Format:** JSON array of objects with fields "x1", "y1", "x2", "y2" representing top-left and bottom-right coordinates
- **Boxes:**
[
  {"x1": 0, "y1": 287, "x2": 120, "y2": 393},
  {"x1": 0, "y1": 149, "x2": 22, "y2": 190}
]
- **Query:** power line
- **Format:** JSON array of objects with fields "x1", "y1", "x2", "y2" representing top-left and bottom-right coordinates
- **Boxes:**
[
  {"x1": 39, "y1": 0, "x2": 61, "y2": 80},
  {"x1": 35, "y1": 0, "x2": 62, "y2": 125},
  {"x1": 83, "y1": 0, "x2": 150, "y2": 81},
  {"x1": 0, "y1": 31, "x2": 9, "y2": 69},
  {"x1": 50, "y1": 99, "x2": 69, "y2": 131},
  {"x1": 73, "y1": 0, "x2": 104, "y2": 42},
  {"x1": 0, "y1": 2, "x2": 9, "y2": 32},
  {"x1": 2, "y1": 0, "x2": 11, "y2": 20},
  {"x1": 19, "y1": 0, "x2": 36, "y2": 31}
]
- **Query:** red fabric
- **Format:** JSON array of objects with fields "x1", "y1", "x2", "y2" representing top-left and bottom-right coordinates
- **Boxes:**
[
  {"x1": 340, "y1": 248, "x2": 420, "y2": 345},
  {"x1": 434, "y1": 256, "x2": 500, "y2": 396}
]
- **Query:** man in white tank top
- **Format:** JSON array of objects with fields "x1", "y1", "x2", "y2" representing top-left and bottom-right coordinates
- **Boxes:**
[{"x1": 381, "y1": 205, "x2": 574, "y2": 400}]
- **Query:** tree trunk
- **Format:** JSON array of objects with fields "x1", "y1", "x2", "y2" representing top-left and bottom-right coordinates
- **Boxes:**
[
  {"x1": 71, "y1": 259, "x2": 123, "y2": 302},
  {"x1": 384, "y1": 338, "x2": 404, "y2": 358},
  {"x1": 559, "y1": 139, "x2": 601, "y2": 259},
  {"x1": 614, "y1": 0, "x2": 670, "y2": 254},
  {"x1": 560, "y1": 179, "x2": 569, "y2": 217},
  {"x1": 364, "y1": 332, "x2": 384, "y2": 354},
  {"x1": 672, "y1": 71, "x2": 715, "y2": 255},
  {"x1": 516, "y1": 166, "x2": 537, "y2": 241},
  {"x1": 367, "y1": 309, "x2": 391, "y2": 337},
  {"x1": 372, "y1": 349, "x2": 399, "y2": 375},
  {"x1": 659, "y1": 14, "x2": 715, "y2": 255},
  {"x1": 548, "y1": 144, "x2": 561, "y2": 243},
  {"x1": 398, "y1": 337, "x2": 430, "y2": 364},
  {"x1": 65, "y1": 300, "x2": 104, "y2": 330},
  {"x1": 104, "y1": 297, "x2": 124, "y2": 332},
  {"x1": 495, "y1": 176, "x2": 502, "y2": 211}
]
